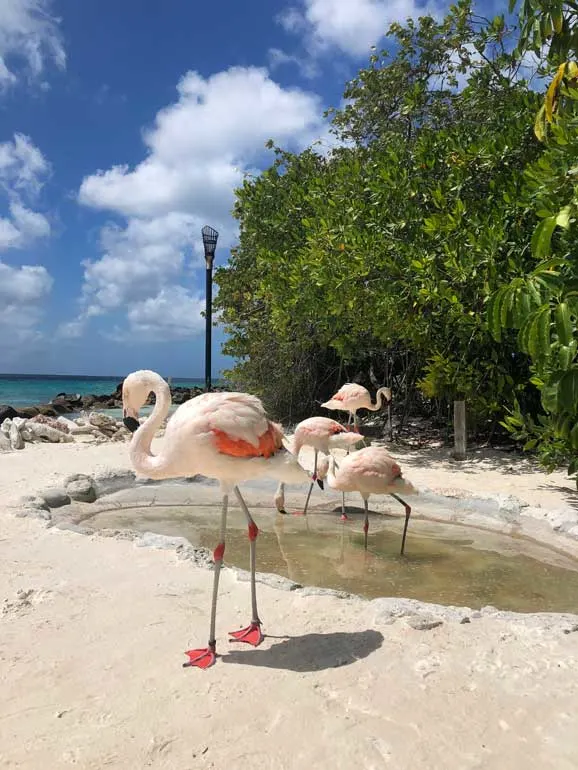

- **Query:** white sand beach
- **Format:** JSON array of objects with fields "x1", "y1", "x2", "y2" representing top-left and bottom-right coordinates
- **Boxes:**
[{"x1": 2, "y1": 439, "x2": 578, "y2": 769}]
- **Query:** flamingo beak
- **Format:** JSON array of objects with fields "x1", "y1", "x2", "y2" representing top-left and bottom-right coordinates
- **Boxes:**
[
  {"x1": 123, "y1": 407, "x2": 140, "y2": 433},
  {"x1": 316, "y1": 478, "x2": 324, "y2": 490}
]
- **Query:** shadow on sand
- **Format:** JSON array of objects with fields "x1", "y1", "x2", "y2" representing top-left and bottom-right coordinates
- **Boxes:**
[{"x1": 221, "y1": 629, "x2": 384, "y2": 672}]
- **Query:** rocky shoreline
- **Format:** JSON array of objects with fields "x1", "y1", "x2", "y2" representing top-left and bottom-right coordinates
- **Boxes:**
[{"x1": 0, "y1": 381, "x2": 229, "y2": 425}]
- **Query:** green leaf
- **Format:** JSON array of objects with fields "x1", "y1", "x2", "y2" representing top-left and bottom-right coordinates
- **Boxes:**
[
  {"x1": 557, "y1": 369, "x2": 578, "y2": 413},
  {"x1": 559, "y1": 344, "x2": 574, "y2": 370},
  {"x1": 531, "y1": 216, "x2": 558, "y2": 259},
  {"x1": 555, "y1": 302, "x2": 573, "y2": 345},
  {"x1": 571, "y1": 423, "x2": 578, "y2": 451},
  {"x1": 541, "y1": 383, "x2": 559, "y2": 413},
  {"x1": 527, "y1": 305, "x2": 552, "y2": 361},
  {"x1": 487, "y1": 288, "x2": 506, "y2": 341}
]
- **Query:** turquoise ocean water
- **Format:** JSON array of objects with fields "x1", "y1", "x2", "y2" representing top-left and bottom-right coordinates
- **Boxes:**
[{"x1": 0, "y1": 374, "x2": 209, "y2": 407}]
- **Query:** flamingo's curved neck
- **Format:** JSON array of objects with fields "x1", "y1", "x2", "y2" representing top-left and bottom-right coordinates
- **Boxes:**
[
  {"x1": 130, "y1": 375, "x2": 172, "y2": 478},
  {"x1": 327, "y1": 456, "x2": 338, "y2": 488},
  {"x1": 367, "y1": 387, "x2": 391, "y2": 412}
]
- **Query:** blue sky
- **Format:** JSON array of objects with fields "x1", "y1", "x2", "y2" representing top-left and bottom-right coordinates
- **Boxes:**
[{"x1": 0, "y1": 0, "x2": 507, "y2": 378}]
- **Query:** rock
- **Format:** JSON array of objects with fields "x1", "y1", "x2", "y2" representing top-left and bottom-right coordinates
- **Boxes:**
[
  {"x1": 298, "y1": 586, "x2": 353, "y2": 599},
  {"x1": 92, "y1": 469, "x2": 136, "y2": 497},
  {"x1": 38, "y1": 405, "x2": 58, "y2": 417},
  {"x1": 56, "y1": 416, "x2": 77, "y2": 432},
  {"x1": 406, "y1": 615, "x2": 444, "y2": 631},
  {"x1": 67, "y1": 423, "x2": 98, "y2": 436},
  {"x1": 52, "y1": 392, "x2": 81, "y2": 404},
  {"x1": 26, "y1": 422, "x2": 74, "y2": 443},
  {"x1": 65, "y1": 476, "x2": 97, "y2": 503},
  {"x1": 31, "y1": 414, "x2": 70, "y2": 433},
  {"x1": 135, "y1": 532, "x2": 193, "y2": 550},
  {"x1": 0, "y1": 405, "x2": 18, "y2": 425},
  {"x1": 15, "y1": 406, "x2": 39, "y2": 418},
  {"x1": 88, "y1": 412, "x2": 117, "y2": 429},
  {"x1": 9, "y1": 421, "x2": 24, "y2": 450},
  {"x1": 0, "y1": 432, "x2": 12, "y2": 452},
  {"x1": 234, "y1": 569, "x2": 301, "y2": 592},
  {"x1": 19, "y1": 494, "x2": 50, "y2": 511},
  {"x1": 40, "y1": 488, "x2": 71, "y2": 508},
  {"x1": 15, "y1": 507, "x2": 51, "y2": 521}
]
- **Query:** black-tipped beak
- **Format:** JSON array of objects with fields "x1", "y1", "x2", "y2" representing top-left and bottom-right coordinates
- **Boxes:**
[
  {"x1": 123, "y1": 416, "x2": 140, "y2": 433},
  {"x1": 316, "y1": 478, "x2": 324, "y2": 490}
]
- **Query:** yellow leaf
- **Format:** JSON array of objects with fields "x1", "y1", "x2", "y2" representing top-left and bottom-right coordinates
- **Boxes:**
[
  {"x1": 567, "y1": 61, "x2": 578, "y2": 79},
  {"x1": 556, "y1": 204, "x2": 572, "y2": 229},
  {"x1": 545, "y1": 62, "x2": 566, "y2": 122},
  {"x1": 534, "y1": 103, "x2": 547, "y2": 142}
]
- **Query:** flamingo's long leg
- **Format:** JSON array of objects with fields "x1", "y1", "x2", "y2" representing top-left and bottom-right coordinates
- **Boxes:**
[
  {"x1": 184, "y1": 493, "x2": 229, "y2": 669},
  {"x1": 340, "y1": 448, "x2": 349, "y2": 521},
  {"x1": 275, "y1": 481, "x2": 287, "y2": 514},
  {"x1": 298, "y1": 449, "x2": 317, "y2": 517},
  {"x1": 354, "y1": 411, "x2": 369, "y2": 447},
  {"x1": 229, "y1": 487, "x2": 264, "y2": 647},
  {"x1": 363, "y1": 497, "x2": 369, "y2": 550},
  {"x1": 391, "y1": 492, "x2": 412, "y2": 556}
]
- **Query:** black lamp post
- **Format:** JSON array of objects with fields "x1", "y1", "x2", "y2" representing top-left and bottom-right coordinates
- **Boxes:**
[{"x1": 201, "y1": 225, "x2": 219, "y2": 391}]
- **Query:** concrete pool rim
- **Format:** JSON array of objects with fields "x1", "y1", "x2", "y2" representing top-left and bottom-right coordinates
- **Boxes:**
[{"x1": 9, "y1": 468, "x2": 578, "y2": 630}]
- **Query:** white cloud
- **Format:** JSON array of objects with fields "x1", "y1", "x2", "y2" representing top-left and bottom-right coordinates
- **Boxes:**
[
  {"x1": 0, "y1": 260, "x2": 52, "y2": 302},
  {"x1": 0, "y1": 260, "x2": 53, "y2": 345},
  {"x1": 0, "y1": 0, "x2": 65, "y2": 88},
  {"x1": 267, "y1": 47, "x2": 319, "y2": 79},
  {"x1": 79, "y1": 67, "x2": 322, "y2": 220},
  {"x1": 123, "y1": 286, "x2": 206, "y2": 342},
  {"x1": 82, "y1": 212, "x2": 199, "y2": 311},
  {"x1": 0, "y1": 132, "x2": 49, "y2": 196},
  {"x1": 71, "y1": 66, "x2": 324, "y2": 341},
  {"x1": 0, "y1": 133, "x2": 51, "y2": 249},
  {"x1": 279, "y1": 0, "x2": 442, "y2": 57},
  {"x1": 0, "y1": 133, "x2": 53, "y2": 344}
]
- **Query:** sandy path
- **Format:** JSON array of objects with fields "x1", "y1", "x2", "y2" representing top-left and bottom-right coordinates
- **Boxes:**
[{"x1": 1, "y1": 440, "x2": 578, "y2": 769}]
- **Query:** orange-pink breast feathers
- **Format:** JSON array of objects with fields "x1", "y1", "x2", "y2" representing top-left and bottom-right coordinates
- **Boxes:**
[{"x1": 212, "y1": 422, "x2": 284, "y2": 459}]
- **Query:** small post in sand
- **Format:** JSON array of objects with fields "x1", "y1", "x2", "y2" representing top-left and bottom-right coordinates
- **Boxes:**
[{"x1": 453, "y1": 400, "x2": 467, "y2": 460}]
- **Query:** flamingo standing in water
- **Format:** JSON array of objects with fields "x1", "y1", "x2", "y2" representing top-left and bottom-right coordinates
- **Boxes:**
[
  {"x1": 122, "y1": 370, "x2": 311, "y2": 670},
  {"x1": 326, "y1": 445, "x2": 417, "y2": 554},
  {"x1": 274, "y1": 416, "x2": 361, "y2": 518},
  {"x1": 321, "y1": 383, "x2": 392, "y2": 432}
]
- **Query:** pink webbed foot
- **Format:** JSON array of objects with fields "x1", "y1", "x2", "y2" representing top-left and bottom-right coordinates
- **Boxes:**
[
  {"x1": 229, "y1": 622, "x2": 264, "y2": 647},
  {"x1": 292, "y1": 510, "x2": 306, "y2": 517},
  {"x1": 340, "y1": 513, "x2": 349, "y2": 521},
  {"x1": 183, "y1": 645, "x2": 216, "y2": 669}
]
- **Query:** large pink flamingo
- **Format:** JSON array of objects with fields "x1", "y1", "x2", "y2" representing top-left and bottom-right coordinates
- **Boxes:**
[
  {"x1": 122, "y1": 370, "x2": 311, "y2": 670},
  {"x1": 321, "y1": 383, "x2": 392, "y2": 432},
  {"x1": 274, "y1": 416, "x2": 361, "y2": 518},
  {"x1": 326, "y1": 445, "x2": 417, "y2": 554}
]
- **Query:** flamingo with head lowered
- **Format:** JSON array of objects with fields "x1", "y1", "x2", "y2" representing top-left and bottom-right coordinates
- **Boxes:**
[
  {"x1": 274, "y1": 416, "x2": 361, "y2": 518},
  {"x1": 321, "y1": 383, "x2": 392, "y2": 433},
  {"x1": 122, "y1": 370, "x2": 312, "y2": 670},
  {"x1": 326, "y1": 445, "x2": 417, "y2": 555}
]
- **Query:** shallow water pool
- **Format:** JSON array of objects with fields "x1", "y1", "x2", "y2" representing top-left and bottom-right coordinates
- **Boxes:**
[{"x1": 72, "y1": 501, "x2": 578, "y2": 614}]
